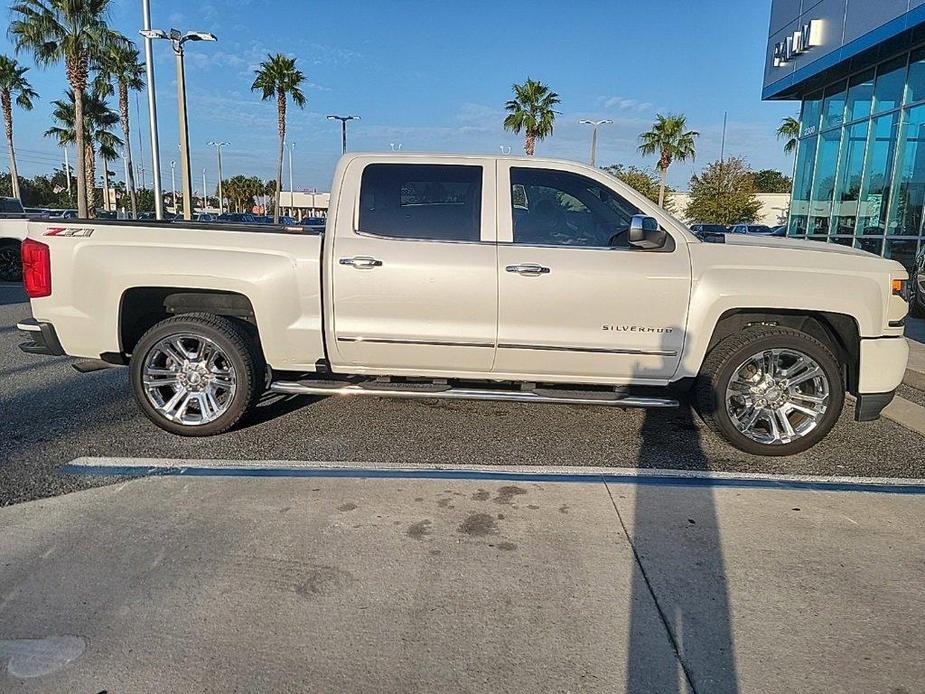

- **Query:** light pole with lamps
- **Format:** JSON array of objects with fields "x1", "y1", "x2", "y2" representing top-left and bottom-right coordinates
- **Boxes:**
[
  {"x1": 140, "y1": 28, "x2": 217, "y2": 221},
  {"x1": 326, "y1": 115, "x2": 360, "y2": 154},
  {"x1": 208, "y1": 141, "x2": 228, "y2": 215},
  {"x1": 578, "y1": 119, "x2": 613, "y2": 167},
  {"x1": 202, "y1": 168, "x2": 207, "y2": 213}
]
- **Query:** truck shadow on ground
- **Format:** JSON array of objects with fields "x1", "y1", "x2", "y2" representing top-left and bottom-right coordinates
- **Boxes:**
[{"x1": 624, "y1": 328, "x2": 739, "y2": 693}]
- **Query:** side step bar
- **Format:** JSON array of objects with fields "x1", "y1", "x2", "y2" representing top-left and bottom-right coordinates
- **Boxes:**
[{"x1": 269, "y1": 380, "x2": 678, "y2": 409}]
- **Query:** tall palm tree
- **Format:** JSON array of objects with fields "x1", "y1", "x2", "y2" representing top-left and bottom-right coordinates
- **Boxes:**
[
  {"x1": 10, "y1": 0, "x2": 124, "y2": 218},
  {"x1": 0, "y1": 55, "x2": 37, "y2": 200},
  {"x1": 503, "y1": 78, "x2": 560, "y2": 156},
  {"x1": 45, "y1": 90, "x2": 120, "y2": 214},
  {"x1": 95, "y1": 43, "x2": 144, "y2": 217},
  {"x1": 251, "y1": 54, "x2": 305, "y2": 224},
  {"x1": 777, "y1": 115, "x2": 800, "y2": 155},
  {"x1": 638, "y1": 113, "x2": 699, "y2": 208}
]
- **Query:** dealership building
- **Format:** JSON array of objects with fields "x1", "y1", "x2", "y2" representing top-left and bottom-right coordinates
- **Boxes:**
[{"x1": 765, "y1": 1, "x2": 925, "y2": 270}]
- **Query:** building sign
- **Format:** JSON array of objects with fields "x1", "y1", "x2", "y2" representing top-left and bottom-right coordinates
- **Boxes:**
[{"x1": 774, "y1": 19, "x2": 823, "y2": 67}]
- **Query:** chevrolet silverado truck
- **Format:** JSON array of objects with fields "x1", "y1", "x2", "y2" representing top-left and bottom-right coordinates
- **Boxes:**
[{"x1": 16, "y1": 154, "x2": 912, "y2": 455}]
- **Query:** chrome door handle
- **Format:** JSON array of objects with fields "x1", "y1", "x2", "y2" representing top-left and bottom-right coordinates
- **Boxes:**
[
  {"x1": 505, "y1": 263, "x2": 550, "y2": 276},
  {"x1": 339, "y1": 256, "x2": 383, "y2": 269}
]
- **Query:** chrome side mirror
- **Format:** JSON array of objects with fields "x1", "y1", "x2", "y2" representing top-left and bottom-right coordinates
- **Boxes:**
[{"x1": 628, "y1": 214, "x2": 667, "y2": 249}]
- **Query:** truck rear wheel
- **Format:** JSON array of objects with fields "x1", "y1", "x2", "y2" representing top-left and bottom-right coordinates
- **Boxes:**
[
  {"x1": 694, "y1": 326, "x2": 844, "y2": 456},
  {"x1": 130, "y1": 313, "x2": 264, "y2": 436}
]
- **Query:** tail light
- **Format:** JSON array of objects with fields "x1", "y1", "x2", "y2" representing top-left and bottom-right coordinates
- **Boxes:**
[{"x1": 22, "y1": 238, "x2": 51, "y2": 298}]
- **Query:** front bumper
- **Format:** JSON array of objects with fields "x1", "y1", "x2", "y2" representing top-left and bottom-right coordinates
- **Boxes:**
[
  {"x1": 858, "y1": 336, "x2": 908, "y2": 394},
  {"x1": 17, "y1": 318, "x2": 65, "y2": 356}
]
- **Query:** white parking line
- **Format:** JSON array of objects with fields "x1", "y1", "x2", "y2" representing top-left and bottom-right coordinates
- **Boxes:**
[{"x1": 64, "y1": 456, "x2": 925, "y2": 493}]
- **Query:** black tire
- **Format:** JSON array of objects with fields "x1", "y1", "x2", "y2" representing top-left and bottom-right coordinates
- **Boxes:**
[
  {"x1": 694, "y1": 326, "x2": 844, "y2": 456},
  {"x1": 0, "y1": 241, "x2": 22, "y2": 282},
  {"x1": 130, "y1": 313, "x2": 265, "y2": 436}
]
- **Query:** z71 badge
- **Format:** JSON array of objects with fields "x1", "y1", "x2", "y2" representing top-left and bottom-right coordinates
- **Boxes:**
[{"x1": 45, "y1": 227, "x2": 94, "y2": 237}]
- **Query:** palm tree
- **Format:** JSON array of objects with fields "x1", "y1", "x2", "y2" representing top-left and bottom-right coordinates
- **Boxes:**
[
  {"x1": 777, "y1": 116, "x2": 800, "y2": 155},
  {"x1": 251, "y1": 54, "x2": 305, "y2": 224},
  {"x1": 95, "y1": 43, "x2": 144, "y2": 217},
  {"x1": 638, "y1": 113, "x2": 699, "y2": 208},
  {"x1": 0, "y1": 56, "x2": 37, "y2": 200},
  {"x1": 503, "y1": 78, "x2": 560, "y2": 156},
  {"x1": 45, "y1": 90, "x2": 121, "y2": 215},
  {"x1": 10, "y1": 0, "x2": 124, "y2": 218}
]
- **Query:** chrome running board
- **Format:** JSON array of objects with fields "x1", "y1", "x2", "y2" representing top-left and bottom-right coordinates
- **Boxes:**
[{"x1": 269, "y1": 380, "x2": 678, "y2": 409}]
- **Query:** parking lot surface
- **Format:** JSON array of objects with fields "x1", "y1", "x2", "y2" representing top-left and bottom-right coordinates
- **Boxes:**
[
  {"x1": 1, "y1": 469, "x2": 922, "y2": 693},
  {"x1": 3, "y1": 282, "x2": 925, "y2": 507}
]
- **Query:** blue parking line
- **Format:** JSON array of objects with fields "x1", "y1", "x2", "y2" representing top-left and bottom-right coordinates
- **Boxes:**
[{"x1": 60, "y1": 463, "x2": 925, "y2": 495}]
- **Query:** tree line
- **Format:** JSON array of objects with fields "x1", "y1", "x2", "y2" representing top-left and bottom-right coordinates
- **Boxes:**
[
  {"x1": 3, "y1": 0, "x2": 307, "y2": 222},
  {"x1": 502, "y1": 76, "x2": 797, "y2": 224}
]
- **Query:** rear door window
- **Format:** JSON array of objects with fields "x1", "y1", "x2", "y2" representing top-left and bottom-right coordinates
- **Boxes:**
[{"x1": 358, "y1": 164, "x2": 482, "y2": 242}]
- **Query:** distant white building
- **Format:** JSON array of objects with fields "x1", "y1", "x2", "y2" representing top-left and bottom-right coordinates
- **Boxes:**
[
  {"x1": 278, "y1": 191, "x2": 330, "y2": 219},
  {"x1": 671, "y1": 192, "x2": 790, "y2": 226}
]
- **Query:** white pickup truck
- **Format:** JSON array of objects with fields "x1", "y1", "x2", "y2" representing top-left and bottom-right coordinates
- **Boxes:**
[{"x1": 15, "y1": 154, "x2": 911, "y2": 455}]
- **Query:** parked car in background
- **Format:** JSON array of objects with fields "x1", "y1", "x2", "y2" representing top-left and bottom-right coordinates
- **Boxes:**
[
  {"x1": 217, "y1": 213, "x2": 257, "y2": 224},
  {"x1": 300, "y1": 216, "x2": 327, "y2": 232},
  {"x1": 912, "y1": 247, "x2": 925, "y2": 318},
  {"x1": 689, "y1": 223, "x2": 728, "y2": 234},
  {"x1": 47, "y1": 209, "x2": 78, "y2": 219},
  {"x1": 0, "y1": 197, "x2": 25, "y2": 219},
  {"x1": 729, "y1": 224, "x2": 774, "y2": 235},
  {"x1": 14, "y1": 153, "x2": 911, "y2": 456},
  {"x1": 769, "y1": 225, "x2": 787, "y2": 237},
  {"x1": 194, "y1": 213, "x2": 216, "y2": 222},
  {"x1": 24, "y1": 207, "x2": 50, "y2": 219}
]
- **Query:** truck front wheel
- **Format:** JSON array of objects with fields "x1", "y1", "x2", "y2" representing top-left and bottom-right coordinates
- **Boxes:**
[
  {"x1": 130, "y1": 313, "x2": 265, "y2": 436},
  {"x1": 694, "y1": 326, "x2": 844, "y2": 456}
]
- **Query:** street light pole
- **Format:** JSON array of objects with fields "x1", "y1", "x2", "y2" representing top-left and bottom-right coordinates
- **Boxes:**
[
  {"x1": 140, "y1": 27, "x2": 217, "y2": 222},
  {"x1": 62, "y1": 146, "x2": 71, "y2": 199},
  {"x1": 170, "y1": 160, "x2": 176, "y2": 212},
  {"x1": 287, "y1": 141, "x2": 295, "y2": 212},
  {"x1": 208, "y1": 141, "x2": 228, "y2": 215},
  {"x1": 326, "y1": 115, "x2": 360, "y2": 154},
  {"x1": 578, "y1": 119, "x2": 613, "y2": 168},
  {"x1": 202, "y1": 168, "x2": 207, "y2": 212},
  {"x1": 140, "y1": 0, "x2": 164, "y2": 220}
]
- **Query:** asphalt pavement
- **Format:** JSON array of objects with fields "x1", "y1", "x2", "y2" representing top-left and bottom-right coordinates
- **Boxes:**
[{"x1": 3, "y1": 281, "x2": 925, "y2": 507}]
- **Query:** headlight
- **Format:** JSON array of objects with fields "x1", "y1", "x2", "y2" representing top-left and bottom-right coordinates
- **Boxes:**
[{"x1": 892, "y1": 278, "x2": 910, "y2": 302}]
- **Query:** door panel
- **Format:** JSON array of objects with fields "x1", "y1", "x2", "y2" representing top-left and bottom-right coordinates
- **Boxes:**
[
  {"x1": 330, "y1": 159, "x2": 498, "y2": 373},
  {"x1": 495, "y1": 245, "x2": 690, "y2": 381},
  {"x1": 494, "y1": 162, "x2": 691, "y2": 382}
]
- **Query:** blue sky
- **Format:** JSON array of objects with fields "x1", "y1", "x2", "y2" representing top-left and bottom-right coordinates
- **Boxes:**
[{"x1": 0, "y1": 0, "x2": 795, "y2": 193}]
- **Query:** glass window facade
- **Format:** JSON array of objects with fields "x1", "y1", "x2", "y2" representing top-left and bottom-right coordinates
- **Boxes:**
[{"x1": 790, "y1": 47, "x2": 925, "y2": 270}]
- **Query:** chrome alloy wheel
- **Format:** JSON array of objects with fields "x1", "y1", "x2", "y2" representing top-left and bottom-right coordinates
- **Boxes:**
[
  {"x1": 141, "y1": 333, "x2": 237, "y2": 425},
  {"x1": 724, "y1": 348, "x2": 829, "y2": 446}
]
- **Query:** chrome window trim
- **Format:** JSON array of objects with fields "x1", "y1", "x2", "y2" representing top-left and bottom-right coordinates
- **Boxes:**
[{"x1": 352, "y1": 228, "x2": 491, "y2": 246}]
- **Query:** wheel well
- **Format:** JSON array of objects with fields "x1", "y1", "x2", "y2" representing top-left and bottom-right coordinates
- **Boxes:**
[
  {"x1": 707, "y1": 309, "x2": 861, "y2": 393},
  {"x1": 119, "y1": 287, "x2": 258, "y2": 357}
]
